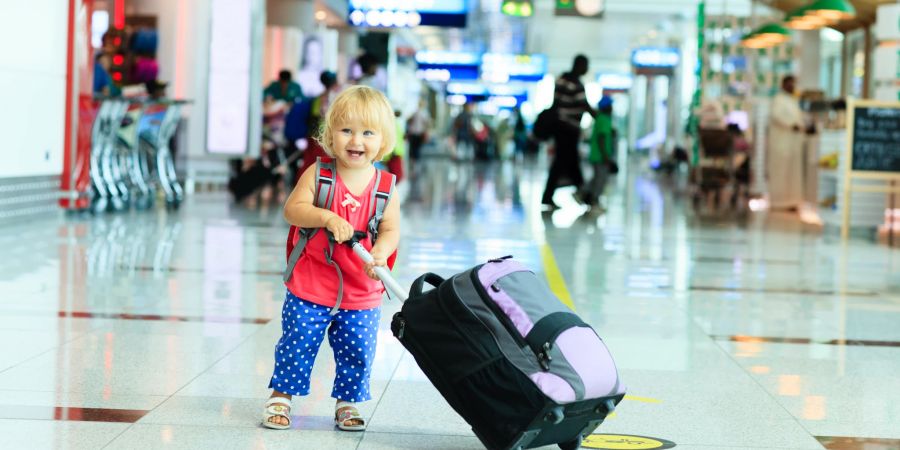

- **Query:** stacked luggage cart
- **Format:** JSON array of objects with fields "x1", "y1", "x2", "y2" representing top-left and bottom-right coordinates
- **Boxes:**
[{"x1": 87, "y1": 96, "x2": 189, "y2": 213}]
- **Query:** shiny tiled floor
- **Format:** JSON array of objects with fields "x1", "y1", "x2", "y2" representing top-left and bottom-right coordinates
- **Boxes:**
[{"x1": 2, "y1": 157, "x2": 899, "y2": 450}]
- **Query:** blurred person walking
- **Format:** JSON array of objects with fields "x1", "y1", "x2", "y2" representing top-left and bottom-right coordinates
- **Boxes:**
[
  {"x1": 264, "y1": 69, "x2": 303, "y2": 103},
  {"x1": 451, "y1": 102, "x2": 477, "y2": 161},
  {"x1": 541, "y1": 54, "x2": 594, "y2": 209},
  {"x1": 406, "y1": 99, "x2": 432, "y2": 166},
  {"x1": 512, "y1": 107, "x2": 528, "y2": 160},
  {"x1": 578, "y1": 96, "x2": 616, "y2": 210},
  {"x1": 355, "y1": 53, "x2": 382, "y2": 91},
  {"x1": 93, "y1": 53, "x2": 120, "y2": 96},
  {"x1": 767, "y1": 75, "x2": 805, "y2": 211},
  {"x1": 299, "y1": 70, "x2": 342, "y2": 175},
  {"x1": 382, "y1": 109, "x2": 406, "y2": 183}
]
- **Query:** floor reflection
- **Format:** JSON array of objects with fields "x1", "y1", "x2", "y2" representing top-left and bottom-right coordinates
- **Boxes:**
[{"x1": 0, "y1": 156, "x2": 898, "y2": 448}]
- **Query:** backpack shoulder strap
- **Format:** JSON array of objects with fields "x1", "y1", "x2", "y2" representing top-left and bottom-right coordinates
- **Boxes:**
[
  {"x1": 314, "y1": 156, "x2": 337, "y2": 209},
  {"x1": 366, "y1": 169, "x2": 397, "y2": 264},
  {"x1": 367, "y1": 169, "x2": 399, "y2": 296},
  {"x1": 368, "y1": 169, "x2": 396, "y2": 231},
  {"x1": 283, "y1": 157, "x2": 339, "y2": 283}
]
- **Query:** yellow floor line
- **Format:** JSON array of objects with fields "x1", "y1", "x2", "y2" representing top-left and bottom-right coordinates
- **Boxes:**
[
  {"x1": 540, "y1": 243, "x2": 575, "y2": 311},
  {"x1": 540, "y1": 245, "x2": 662, "y2": 408},
  {"x1": 624, "y1": 395, "x2": 662, "y2": 403}
]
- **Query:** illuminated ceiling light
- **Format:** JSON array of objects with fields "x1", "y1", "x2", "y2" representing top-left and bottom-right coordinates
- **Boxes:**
[
  {"x1": 366, "y1": 10, "x2": 381, "y2": 27},
  {"x1": 315, "y1": 10, "x2": 327, "y2": 21},
  {"x1": 350, "y1": 10, "x2": 365, "y2": 26},
  {"x1": 753, "y1": 23, "x2": 790, "y2": 45},
  {"x1": 381, "y1": 11, "x2": 395, "y2": 27},
  {"x1": 394, "y1": 11, "x2": 409, "y2": 27},
  {"x1": 741, "y1": 23, "x2": 790, "y2": 48},
  {"x1": 741, "y1": 36, "x2": 769, "y2": 49},
  {"x1": 408, "y1": 12, "x2": 422, "y2": 27},
  {"x1": 784, "y1": 5, "x2": 826, "y2": 30},
  {"x1": 806, "y1": 0, "x2": 856, "y2": 21}
]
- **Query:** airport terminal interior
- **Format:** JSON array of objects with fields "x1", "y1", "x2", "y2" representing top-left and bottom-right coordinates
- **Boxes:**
[{"x1": 2, "y1": 0, "x2": 900, "y2": 449}]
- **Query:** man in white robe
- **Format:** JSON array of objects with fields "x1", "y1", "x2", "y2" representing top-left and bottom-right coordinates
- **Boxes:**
[{"x1": 767, "y1": 75, "x2": 807, "y2": 211}]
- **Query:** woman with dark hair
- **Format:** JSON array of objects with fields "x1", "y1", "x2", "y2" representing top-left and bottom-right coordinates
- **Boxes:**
[{"x1": 297, "y1": 36, "x2": 325, "y2": 97}]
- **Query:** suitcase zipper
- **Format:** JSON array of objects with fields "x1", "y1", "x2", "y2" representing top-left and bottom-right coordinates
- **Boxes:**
[{"x1": 470, "y1": 269, "x2": 530, "y2": 351}]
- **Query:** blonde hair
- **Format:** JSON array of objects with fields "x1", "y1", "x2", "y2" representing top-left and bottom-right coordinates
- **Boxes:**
[{"x1": 316, "y1": 86, "x2": 396, "y2": 161}]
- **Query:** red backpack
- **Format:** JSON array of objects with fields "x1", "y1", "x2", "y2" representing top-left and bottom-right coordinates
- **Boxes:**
[{"x1": 283, "y1": 157, "x2": 397, "y2": 314}]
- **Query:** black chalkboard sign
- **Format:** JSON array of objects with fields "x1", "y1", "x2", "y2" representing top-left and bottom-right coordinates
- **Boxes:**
[{"x1": 850, "y1": 106, "x2": 900, "y2": 173}]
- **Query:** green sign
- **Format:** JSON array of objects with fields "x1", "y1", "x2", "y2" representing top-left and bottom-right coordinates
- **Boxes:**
[{"x1": 502, "y1": 0, "x2": 533, "y2": 17}]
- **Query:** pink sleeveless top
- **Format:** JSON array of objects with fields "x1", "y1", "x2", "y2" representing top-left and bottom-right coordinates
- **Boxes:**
[{"x1": 286, "y1": 171, "x2": 384, "y2": 310}]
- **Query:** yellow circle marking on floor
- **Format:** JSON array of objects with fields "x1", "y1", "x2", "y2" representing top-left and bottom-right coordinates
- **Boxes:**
[{"x1": 581, "y1": 434, "x2": 675, "y2": 449}]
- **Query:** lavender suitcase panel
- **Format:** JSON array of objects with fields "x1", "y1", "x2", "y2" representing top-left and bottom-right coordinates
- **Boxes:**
[
  {"x1": 556, "y1": 328, "x2": 621, "y2": 398},
  {"x1": 477, "y1": 259, "x2": 535, "y2": 337},
  {"x1": 477, "y1": 260, "x2": 572, "y2": 340},
  {"x1": 477, "y1": 259, "x2": 530, "y2": 289},
  {"x1": 475, "y1": 258, "x2": 623, "y2": 403}
]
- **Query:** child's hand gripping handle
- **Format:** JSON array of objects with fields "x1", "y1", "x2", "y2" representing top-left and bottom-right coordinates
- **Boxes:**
[{"x1": 333, "y1": 231, "x2": 408, "y2": 302}]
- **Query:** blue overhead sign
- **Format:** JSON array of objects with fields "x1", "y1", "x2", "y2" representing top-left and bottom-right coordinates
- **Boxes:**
[
  {"x1": 445, "y1": 83, "x2": 528, "y2": 106},
  {"x1": 597, "y1": 73, "x2": 633, "y2": 91},
  {"x1": 348, "y1": 0, "x2": 468, "y2": 28},
  {"x1": 631, "y1": 47, "x2": 680, "y2": 68},
  {"x1": 481, "y1": 53, "x2": 547, "y2": 82},
  {"x1": 415, "y1": 51, "x2": 481, "y2": 81}
]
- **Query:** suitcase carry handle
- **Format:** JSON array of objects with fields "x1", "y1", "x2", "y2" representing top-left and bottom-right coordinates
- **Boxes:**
[
  {"x1": 410, "y1": 272, "x2": 445, "y2": 298},
  {"x1": 327, "y1": 230, "x2": 408, "y2": 302}
]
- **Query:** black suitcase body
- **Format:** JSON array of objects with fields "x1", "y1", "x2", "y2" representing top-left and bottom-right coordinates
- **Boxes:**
[{"x1": 390, "y1": 266, "x2": 624, "y2": 450}]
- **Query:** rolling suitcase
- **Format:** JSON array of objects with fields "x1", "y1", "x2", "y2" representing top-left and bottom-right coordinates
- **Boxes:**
[{"x1": 344, "y1": 236, "x2": 625, "y2": 450}]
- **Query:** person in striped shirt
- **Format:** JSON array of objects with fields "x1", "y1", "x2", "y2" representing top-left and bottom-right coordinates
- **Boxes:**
[{"x1": 541, "y1": 54, "x2": 596, "y2": 209}]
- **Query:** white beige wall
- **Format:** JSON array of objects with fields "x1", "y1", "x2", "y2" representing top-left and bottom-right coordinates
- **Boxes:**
[
  {"x1": 0, "y1": 0, "x2": 69, "y2": 178},
  {"x1": 264, "y1": 27, "x2": 303, "y2": 86},
  {"x1": 127, "y1": 0, "x2": 214, "y2": 160},
  {"x1": 127, "y1": 0, "x2": 265, "y2": 180}
]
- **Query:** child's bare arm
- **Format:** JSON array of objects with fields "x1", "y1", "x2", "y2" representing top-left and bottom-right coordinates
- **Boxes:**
[{"x1": 283, "y1": 165, "x2": 343, "y2": 229}]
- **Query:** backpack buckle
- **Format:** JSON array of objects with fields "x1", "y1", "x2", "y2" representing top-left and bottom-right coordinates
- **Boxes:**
[{"x1": 538, "y1": 342, "x2": 553, "y2": 371}]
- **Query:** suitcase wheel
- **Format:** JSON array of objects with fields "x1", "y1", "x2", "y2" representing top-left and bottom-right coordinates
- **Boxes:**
[
  {"x1": 544, "y1": 406, "x2": 564, "y2": 425},
  {"x1": 558, "y1": 438, "x2": 581, "y2": 450}
]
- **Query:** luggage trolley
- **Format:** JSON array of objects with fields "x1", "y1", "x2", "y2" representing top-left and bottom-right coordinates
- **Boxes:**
[
  {"x1": 138, "y1": 100, "x2": 188, "y2": 208},
  {"x1": 89, "y1": 97, "x2": 130, "y2": 213},
  {"x1": 116, "y1": 101, "x2": 155, "y2": 209}
]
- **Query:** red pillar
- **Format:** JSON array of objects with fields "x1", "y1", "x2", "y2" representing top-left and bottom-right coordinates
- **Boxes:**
[{"x1": 60, "y1": 0, "x2": 96, "y2": 210}]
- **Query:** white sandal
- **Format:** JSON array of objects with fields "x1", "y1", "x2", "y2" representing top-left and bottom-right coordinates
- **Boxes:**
[
  {"x1": 262, "y1": 397, "x2": 292, "y2": 430},
  {"x1": 335, "y1": 405, "x2": 366, "y2": 431}
]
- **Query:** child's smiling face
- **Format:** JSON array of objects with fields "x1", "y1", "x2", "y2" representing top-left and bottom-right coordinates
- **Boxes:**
[{"x1": 331, "y1": 117, "x2": 384, "y2": 169}]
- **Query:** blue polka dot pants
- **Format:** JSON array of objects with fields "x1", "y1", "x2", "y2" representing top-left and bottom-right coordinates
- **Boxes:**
[{"x1": 268, "y1": 291, "x2": 381, "y2": 402}]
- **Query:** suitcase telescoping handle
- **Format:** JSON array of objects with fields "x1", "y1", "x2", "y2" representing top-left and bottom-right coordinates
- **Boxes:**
[{"x1": 333, "y1": 231, "x2": 408, "y2": 302}]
